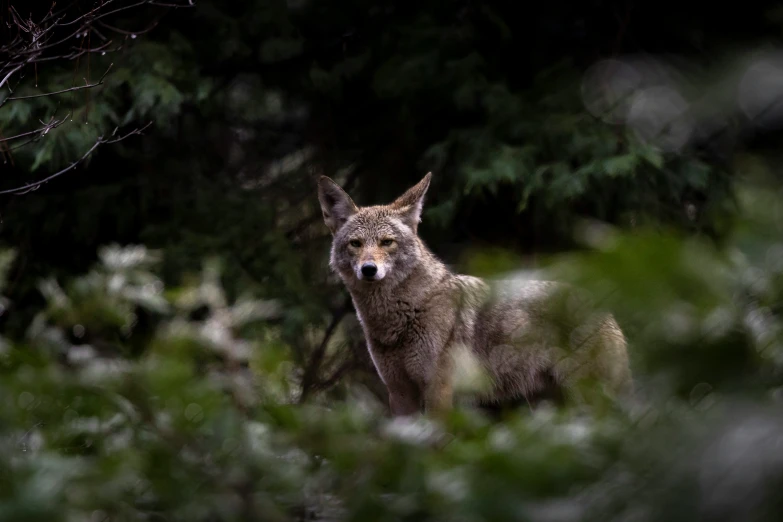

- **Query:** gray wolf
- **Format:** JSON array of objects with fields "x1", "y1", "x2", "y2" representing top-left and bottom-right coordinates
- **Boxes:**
[{"x1": 317, "y1": 172, "x2": 632, "y2": 416}]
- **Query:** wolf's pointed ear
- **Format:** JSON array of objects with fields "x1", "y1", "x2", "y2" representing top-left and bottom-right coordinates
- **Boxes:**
[
  {"x1": 317, "y1": 176, "x2": 358, "y2": 235},
  {"x1": 391, "y1": 172, "x2": 432, "y2": 233}
]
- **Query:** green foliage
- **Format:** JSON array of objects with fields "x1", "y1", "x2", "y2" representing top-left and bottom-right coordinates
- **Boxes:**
[
  {"x1": 541, "y1": 184, "x2": 783, "y2": 400},
  {"x1": 421, "y1": 66, "x2": 726, "y2": 233},
  {"x1": 1, "y1": 178, "x2": 782, "y2": 519}
]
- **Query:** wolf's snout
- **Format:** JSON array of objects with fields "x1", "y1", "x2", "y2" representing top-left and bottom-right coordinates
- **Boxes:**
[{"x1": 360, "y1": 263, "x2": 378, "y2": 278}]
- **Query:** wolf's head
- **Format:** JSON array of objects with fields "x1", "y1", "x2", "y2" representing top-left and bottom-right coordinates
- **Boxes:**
[{"x1": 317, "y1": 172, "x2": 432, "y2": 287}]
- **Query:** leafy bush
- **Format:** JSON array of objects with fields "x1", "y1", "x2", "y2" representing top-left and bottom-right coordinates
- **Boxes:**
[{"x1": 1, "y1": 180, "x2": 782, "y2": 521}]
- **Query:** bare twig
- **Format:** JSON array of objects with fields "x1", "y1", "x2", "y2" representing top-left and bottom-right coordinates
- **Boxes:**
[
  {"x1": 0, "y1": 63, "x2": 113, "y2": 107},
  {"x1": 149, "y1": 1, "x2": 196, "y2": 7},
  {"x1": 311, "y1": 360, "x2": 356, "y2": 394},
  {"x1": 0, "y1": 112, "x2": 71, "y2": 143},
  {"x1": 299, "y1": 302, "x2": 351, "y2": 402},
  {"x1": 0, "y1": 63, "x2": 25, "y2": 90},
  {"x1": 99, "y1": 19, "x2": 160, "y2": 36},
  {"x1": 3, "y1": 1, "x2": 194, "y2": 68},
  {"x1": 0, "y1": 1, "x2": 190, "y2": 176},
  {"x1": 0, "y1": 122, "x2": 153, "y2": 195}
]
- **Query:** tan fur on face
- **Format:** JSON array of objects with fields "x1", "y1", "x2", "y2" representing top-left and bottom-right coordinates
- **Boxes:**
[{"x1": 317, "y1": 173, "x2": 632, "y2": 416}]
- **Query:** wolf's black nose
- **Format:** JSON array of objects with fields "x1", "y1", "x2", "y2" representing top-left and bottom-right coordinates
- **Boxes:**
[{"x1": 361, "y1": 263, "x2": 377, "y2": 278}]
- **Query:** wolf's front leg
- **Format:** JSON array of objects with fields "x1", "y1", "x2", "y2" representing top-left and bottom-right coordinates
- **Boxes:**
[
  {"x1": 423, "y1": 370, "x2": 453, "y2": 417},
  {"x1": 424, "y1": 371, "x2": 457, "y2": 450},
  {"x1": 386, "y1": 378, "x2": 421, "y2": 416}
]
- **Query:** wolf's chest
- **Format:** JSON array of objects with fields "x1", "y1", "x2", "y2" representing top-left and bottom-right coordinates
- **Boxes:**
[
  {"x1": 356, "y1": 307, "x2": 435, "y2": 385},
  {"x1": 361, "y1": 300, "x2": 426, "y2": 344},
  {"x1": 365, "y1": 338, "x2": 432, "y2": 388}
]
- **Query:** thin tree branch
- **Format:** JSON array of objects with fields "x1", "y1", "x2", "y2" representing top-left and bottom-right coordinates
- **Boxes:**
[
  {"x1": 298, "y1": 302, "x2": 351, "y2": 403},
  {"x1": 0, "y1": 121, "x2": 153, "y2": 195},
  {"x1": 0, "y1": 112, "x2": 71, "y2": 143},
  {"x1": 52, "y1": 0, "x2": 122, "y2": 27},
  {"x1": 8, "y1": 1, "x2": 192, "y2": 59},
  {"x1": 149, "y1": 1, "x2": 196, "y2": 7},
  {"x1": 311, "y1": 360, "x2": 356, "y2": 395},
  {"x1": 98, "y1": 18, "x2": 161, "y2": 37},
  {"x1": 0, "y1": 63, "x2": 24, "y2": 90},
  {"x1": 0, "y1": 63, "x2": 113, "y2": 107},
  {"x1": 0, "y1": 1, "x2": 190, "y2": 178}
]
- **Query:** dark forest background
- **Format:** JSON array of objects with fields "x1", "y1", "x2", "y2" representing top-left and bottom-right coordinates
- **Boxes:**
[{"x1": 1, "y1": 1, "x2": 783, "y2": 520}]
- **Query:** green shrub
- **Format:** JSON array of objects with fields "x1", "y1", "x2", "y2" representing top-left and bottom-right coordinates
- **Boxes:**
[{"x1": 1, "y1": 182, "x2": 782, "y2": 521}]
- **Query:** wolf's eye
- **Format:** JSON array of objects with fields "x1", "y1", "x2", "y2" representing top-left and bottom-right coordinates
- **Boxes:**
[
  {"x1": 349, "y1": 240, "x2": 362, "y2": 248},
  {"x1": 380, "y1": 239, "x2": 394, "y2": 247}
]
